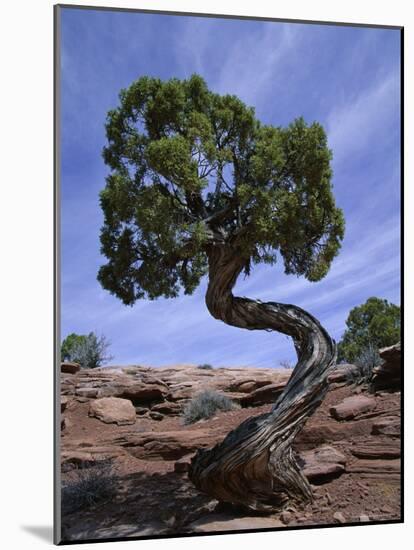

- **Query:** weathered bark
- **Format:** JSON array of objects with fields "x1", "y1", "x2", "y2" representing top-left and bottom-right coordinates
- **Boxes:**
[{"x1": 188, "y1": 244, "x2": 337, "y2": 513}]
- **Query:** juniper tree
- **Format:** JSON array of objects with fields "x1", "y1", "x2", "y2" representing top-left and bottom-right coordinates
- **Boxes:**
[
  {"x1": 98, "y1": 74, "x2": 345, "y2": 512},
  {"x1": 338, "y1": 297, "x2": 400, "y2": 363}
]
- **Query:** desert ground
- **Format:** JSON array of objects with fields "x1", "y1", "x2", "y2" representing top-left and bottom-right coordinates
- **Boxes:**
[{"x1": 60, "y1": 347, "x2": 401, "y2": 542}]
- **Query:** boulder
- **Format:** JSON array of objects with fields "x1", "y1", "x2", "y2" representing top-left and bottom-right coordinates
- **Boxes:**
[
  {"x1": 329, "y1": 395, "x2": 376, "y2": 421},
  {"x1": 89, "y1": 397, "x2": 136, "y2": 425},
  {"x1": 372, "y1": 342, "x2": 401, "y2": 391},
  {"x1": 61, "y1": 362, "x2": 81, "y2": 374},
  {"x1": 299, "y1": 445, "x2": 346, "y2": 482}
]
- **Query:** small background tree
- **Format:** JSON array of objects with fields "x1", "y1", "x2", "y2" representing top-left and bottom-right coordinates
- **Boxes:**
[
  {"x1": 61, "y1": 332, "x2": 113, "y2": 369},
  {"x1": 61, "y1": 333, "x2": 87, "y2": 362},
  {"x1": 337, "y1": 297, "x2": 400, "y2": 364}
]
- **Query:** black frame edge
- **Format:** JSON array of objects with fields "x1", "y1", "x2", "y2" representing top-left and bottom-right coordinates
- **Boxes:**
[
  {"x1": 54, "y1": 3, "x2": 62, "y2": 546},
  {"x1": 55, "y1": 3, "x2": 403, "y2": 30}
]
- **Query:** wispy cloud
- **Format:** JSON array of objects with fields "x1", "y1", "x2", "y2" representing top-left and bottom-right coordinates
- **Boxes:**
[
  {"x1": 213, "y1": 24, "x2": 299, "y2": 106},
  {"x1": 327, "y1": 68, "x2": 400, "y2": 166}
]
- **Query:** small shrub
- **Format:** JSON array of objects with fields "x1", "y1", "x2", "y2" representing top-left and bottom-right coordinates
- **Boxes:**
[
  {"x1": 61, "y1": 460, "x2": 117, "y2": 514},
  {"x1": 183, "y1": 390, "x2": 239, "y2": 424},
  {"x1": 346, "y1": 342, "x2": 382, "y2": 386},
  {"x1": 197, "y1": 364, "x2": 213, "y2": 370}
]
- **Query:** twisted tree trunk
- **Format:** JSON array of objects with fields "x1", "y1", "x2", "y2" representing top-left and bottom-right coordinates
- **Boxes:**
[{"x1": 188, "y1": 244, "x2": 337, "y2": 513}]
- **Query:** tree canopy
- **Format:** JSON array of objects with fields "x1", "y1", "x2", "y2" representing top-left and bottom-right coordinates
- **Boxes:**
[
  {"x1": 337, "y1": 297, "x2": 401, "y2": 363},
  {"x1": 61, "y1": 333, "x2": 87, "y2": 362},
  {"x1": 98, "y1": 74, "x2": 345, "y2": 305}
]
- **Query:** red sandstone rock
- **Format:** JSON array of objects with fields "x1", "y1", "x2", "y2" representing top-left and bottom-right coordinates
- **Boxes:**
[
  {"x1": 296, "y1": 418, "x2": 374, "y2": 447},
  {"x1": 107, "y1": 429, "x2": 218, "y2": 460},
  {"x1": 89, "y1": 397, "x2": 136, "y2": 425},
  {"x1": 239, "y1": 382, "x2": 286, "y2": 406},
  {"x1": 300, "y1": 445, "x2": 347, "y2": 482},
  {"x1": 346, "y1": 459, "x2": 400, "y2": 474},
  {"x1": 371, "y1": 416, "x2": 400, "y2": 436},
  {"x1": 372, "y1": 342, "x2": 401, "y2": 391},
  {"x1": 350, "y1": 440, "x2": 400, "y2": 459},
  {"x1": 61, "y1": 362, "x2": 81, "y2": 374},
  {"x1": 329, "y1": 395, "x2": 376, "y2": 421},
  {"x1": 151, "y1": 402, "x2": 182, "y2": 415}
]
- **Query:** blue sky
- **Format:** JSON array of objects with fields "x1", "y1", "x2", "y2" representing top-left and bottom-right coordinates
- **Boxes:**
[{"x1": 60, "y1": 8, "x2": 401, "y2": 368}]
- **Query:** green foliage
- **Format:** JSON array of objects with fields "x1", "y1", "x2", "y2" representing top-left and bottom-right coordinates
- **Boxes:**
[
  {"x1": 61, "y1": 332, "x2": 113, "y2": 369},
  {"x1": 337, "y1": 297, "x2": 400, "y2": 364},
  {"x1": 196, "y1": 363, "x2": 213, "y2": 370},
  {"x1": 183, "y1": 390, "x2": 239, "y2": 424},
  {"x1": 61, "y1": 333, "x2": 87, "y2": 362},
  {"x1": 99, "y1": 74, "x2": 344, "y2": 304}
]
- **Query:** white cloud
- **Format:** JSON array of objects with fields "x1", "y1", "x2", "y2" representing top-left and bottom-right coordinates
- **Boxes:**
[
  {"x1": 327, "y1": 68, "x2": 400, "y2": 165},
  {"x1": 212, "y1": 23, "x2": 299, "y2": 106}
]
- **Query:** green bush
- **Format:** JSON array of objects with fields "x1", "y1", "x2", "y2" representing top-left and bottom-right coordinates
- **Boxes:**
[
  {"x1": 61, "y1": 460, "x2": 117, "y2": 514},
  {"x1": 197, "y1": 364, "x2": 213, "y2": 370},
  {"x1": 61, "y1": 333, "x2": 87, "y2": 362},
  {"x1": 61, "y1": 332, "x2": 113, "y2": 369},
  {"x1": 183, "y1": 390, "x2": 239, "y2": 424},
  {"x1": 338, "y1": 297, "x2": 400, "y2": 363}
]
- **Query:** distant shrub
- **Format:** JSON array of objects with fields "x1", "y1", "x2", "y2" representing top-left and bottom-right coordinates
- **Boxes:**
[
  {"x1": 61, "y1": 332, "x2": 113, "y2": 369},
  {"x1": 61, "y1": 460, "x2": 117, "y2": 514},
  {"x1": 197, "y1": 364, "x2": 213, "y2": 370},
  {"x1": 183, "y1": 390, "x2": 239, "y2": 424},
  {"x1": 279, "y1": 359, "x2": 293, "y2": 369},
  {"x1": 346, "y1": 342, "x2": 382, "y2": 386}
]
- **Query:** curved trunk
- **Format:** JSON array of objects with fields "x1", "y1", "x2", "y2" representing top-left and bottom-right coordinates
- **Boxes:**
[{"x1": 188, "y1": 244, "x2": 337, "y2": 513}]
